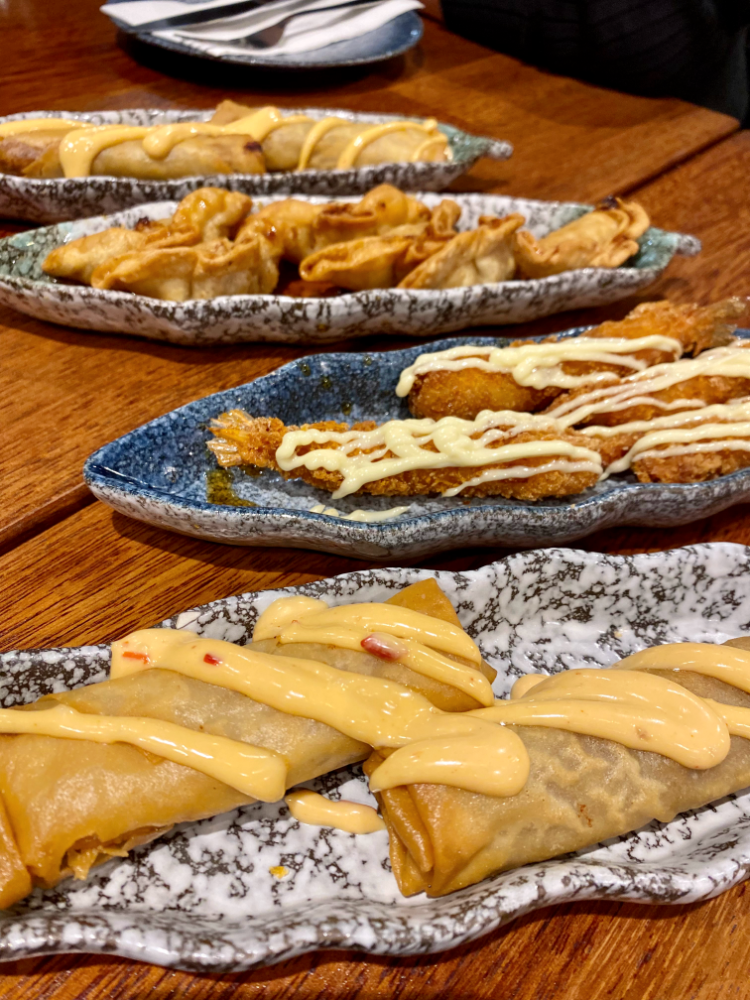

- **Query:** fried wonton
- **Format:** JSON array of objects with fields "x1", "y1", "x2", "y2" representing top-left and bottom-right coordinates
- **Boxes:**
[
  {"x1": 513, "y1": 198, "x2": 650, "y2": 279},
  {"x1": 298, "y1": 199, "x2": 461, "y2": 291},
  {"x1": 42, "y1": 188, "x2": 255, "y2": 286},
  {"x1": 236, "y1": 184, "x2": 437, "y2": 265},
  {"x1": 89, "y1": 235, "x2": 279, "y2": 301},
  {"x1": 398, "y1": 214, "x2": 524, "y2": 290}
]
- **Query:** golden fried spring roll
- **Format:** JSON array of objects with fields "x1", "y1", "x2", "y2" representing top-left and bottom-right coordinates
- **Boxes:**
[
  {"x1": 0, "y1": 582, "x2": 491, "y2": 905},
  {"x1": 366, "y1": 665, "x2": 750, "y2": 897},
  {"x1": 209, "y1": 101, "x2": 450, "y2": 171},
  {"x1": 23, "y1": 134, "x2": 266, "y2": 180}
]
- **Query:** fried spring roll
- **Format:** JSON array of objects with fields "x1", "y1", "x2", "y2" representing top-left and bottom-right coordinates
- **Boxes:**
[
  {"x1": 22, "y1": 134, "x2": 266, "y2": 180},
  {"x1": 210, "y1": 101, "x2": 450, "y2": 171},
  {"x1": 0, "y1": 582, "x2": 491, "y2": 905},
  {"x1": 365, "y1": 667, "x2": 750, "y2": 897}
]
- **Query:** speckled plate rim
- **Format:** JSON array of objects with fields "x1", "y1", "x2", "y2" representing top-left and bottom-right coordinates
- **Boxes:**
[
  {"x1": 4, "y1": 543, "x2": 750, "y2": 970},
  {"x1": 0, "y1": 190, "x2": 700, "y2": 344},
  {"x1": 84, "y1": 328, "x2": 750, "y2": 560}
]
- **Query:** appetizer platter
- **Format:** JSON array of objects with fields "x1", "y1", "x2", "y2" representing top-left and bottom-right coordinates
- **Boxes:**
[
  {"x1": 0, "y1": 103, "x2": 511, "y2": 223},
  {"x1": 0, "y1": 186, "x2": 699, "y2": 343},
  {"x1": 2, "y1": 544, "x2": 750, "y2": 969},
  {"x1": 85, "y1": 300, "x2": 750, "y2": 558}
]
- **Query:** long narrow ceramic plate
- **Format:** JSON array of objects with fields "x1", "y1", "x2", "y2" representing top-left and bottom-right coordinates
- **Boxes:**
[
  {"x1": 0, "y1": 108, "x2": 511, "y2": 223},
  {"x1": 2, "y1": 544, "x2": 750, "y2": 970},
  {"x1": 0, "y1": 192, "x2": 699, "y2": 343},
  {"x1": 84, "y1": 328, "x2": 750, "y2": 560}
]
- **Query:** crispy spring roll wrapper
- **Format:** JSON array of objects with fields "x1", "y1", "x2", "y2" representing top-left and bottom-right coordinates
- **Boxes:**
[
  {"x1": 23, "y1": 134, "x2": 266, "y2": 180},
  {"x1": 0, "y1": 130, "x2": 68, "y2": 176},
  {"x1": 406, "y1": 299, "x2": 745, "y2": 421},
  {"x1": 0, "y1": 581, "x2": 493, "y2": 903},
  {"x1": 210, "y1": 101, "x2": 449, "y2": 171},
  {"x1": 366, "y1": 667, "x2": 750, "y2": 897}
]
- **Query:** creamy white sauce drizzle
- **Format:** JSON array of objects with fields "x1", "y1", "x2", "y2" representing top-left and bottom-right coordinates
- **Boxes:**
[
  {"x1": 546, "y1": 344, "x2": 750, "y2": 428},
  {"x1": 276, "y1": 411, "x2": 602, "y2": 499},
  {"x1": 395, "y1": 336, "x2": 684, "y2": 398},
  {"x1": 309, "y1": 503, "x2": 412, "y2": 521}
]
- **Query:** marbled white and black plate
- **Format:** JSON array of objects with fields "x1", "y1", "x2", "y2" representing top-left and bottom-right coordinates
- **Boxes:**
[
  {"x1": 0, "y1": 107, "x2": 511, "y2": 224},
  {"x1": 0, "y1": 192, "x2": 699, "y2": 343},
  {"x1": 3, "y1": 544, "x2": 750, "y2": 969},
  {"x1": 84, "y1": 328, "x2": 750, "y2": 560}
]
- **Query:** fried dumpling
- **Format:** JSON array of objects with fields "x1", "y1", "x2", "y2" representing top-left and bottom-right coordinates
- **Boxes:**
[
  {"x1": 238, "y1": 185, "x2": 443, "y2": 267},
  {"x1": 513, "y1": 198, "x2": 650, "y2": 279},
  {"x1": 298, "y1": 198, "x2": 461, "y2": 291},
  {"x1": 42, "y1": 188, "x2": 254, "y2": 285},
  {"x1": 89, "y1": 235, "x2": 280, "y2": 301},
  {"x1": 169, "y1": 187, "x2": 255, "y2": 242},
  {"x1": 398, "y1": 214, "x2": 524, "y2": 290}
]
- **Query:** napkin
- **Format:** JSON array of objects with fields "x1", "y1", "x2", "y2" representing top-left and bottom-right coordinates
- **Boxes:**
[
  {"x1": 101, "y1": 0, "x2": 261, "y2": 31},
  {"x1": 158, "y1": 0, "x2": 423, "y2": 55},
  {"x1": 167, "y1": 0, "x2": 376, "y2": 42}
]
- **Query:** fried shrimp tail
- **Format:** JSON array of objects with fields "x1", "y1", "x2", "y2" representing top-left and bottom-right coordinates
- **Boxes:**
[
  {"x1": 402, "y1": 298, "x2": 747, "y2": 421},
  {"x1": 207, "y1": 409, "x2": 602, "y2": 501}
]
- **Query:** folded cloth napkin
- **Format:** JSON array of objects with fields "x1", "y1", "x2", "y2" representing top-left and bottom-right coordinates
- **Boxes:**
[
  {"x1": 101, "y1": 0, "x2": 263, "y2": 30},
  {"x1": 164, "y1": 0, "x2": 375, "y2": 42},
  {"x1": 157, "y1": 0, "x2": 423, "y2": 55}
]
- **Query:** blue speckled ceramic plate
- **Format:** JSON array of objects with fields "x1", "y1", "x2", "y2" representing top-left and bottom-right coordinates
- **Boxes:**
[
  {"x1": 0, "y1": 193, "x2": 699, "y2": 342},
  {"x1": 131, "y1": 10, "x2": 424, "y2": 69},
  {"x1": 3, "y1": 544, "x2": 750, "y2": 970},
  {"x1": 0, "y1": 108, "x2": 510, "y2": 224},
  {"x1": 84, "y1": 328, "x2": 750, "y2": 559}
]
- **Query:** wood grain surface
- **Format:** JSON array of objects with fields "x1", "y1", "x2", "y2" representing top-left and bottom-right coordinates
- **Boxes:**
[
  {"x1": 2, "y1": 129, "x2": 748, "y2": 552},
  {"x1": 1, "y1": 0, "x2": 749, "y2": 994}
]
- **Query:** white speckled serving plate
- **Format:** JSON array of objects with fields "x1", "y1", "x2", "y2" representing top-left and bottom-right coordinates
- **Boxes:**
[
  {"x1": 3, "y1": 543, "x2": 750, "y2": 970},
  {"x1": 0, "y1": 108, "x2": 511, "y2": 224},
  {"x1": 0, "y1": 193, "x2": 699, "y2": 343},
  {"x1": 84, "y1": 329, "x2": 750, "y2": 560}
]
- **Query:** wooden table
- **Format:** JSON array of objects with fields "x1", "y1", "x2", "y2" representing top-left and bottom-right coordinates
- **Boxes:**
[{"x1": 0, "y1": 0, "x2": 747, "y2": 994}]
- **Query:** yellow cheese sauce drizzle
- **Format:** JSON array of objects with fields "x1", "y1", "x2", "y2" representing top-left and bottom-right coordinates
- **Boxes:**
[
  {"x1": 275, "y1": 411, "x2": 603, "y2": 499},
  {"x1": 0, "y1": 702, "x2": 286, "y2": 801},
  {"x1": 0, "y1": 118, "x2": 96, "y2": 136},
  {"x1": 2, "y1": 593, "x2": 750, "y2": 810},
  {"x1": 10, "y1": 109, "x2": 449, "y2": 177},
  {"x1": 285, "y1": 790, "x2": 385, "y2": 834}
]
